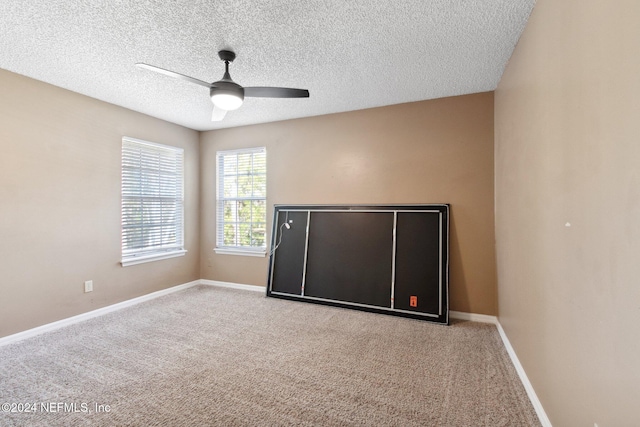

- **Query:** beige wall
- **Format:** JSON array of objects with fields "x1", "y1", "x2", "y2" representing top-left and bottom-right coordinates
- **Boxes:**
[
  {"x1": 0, "y1": 70, "x2": 200, "y2": 338},
  {"x1": 200, "y1": 93, "x2": 497, "y2": 315},
  {"x1": 495, "y1": 0, "x2": 640, "y2": 425}
]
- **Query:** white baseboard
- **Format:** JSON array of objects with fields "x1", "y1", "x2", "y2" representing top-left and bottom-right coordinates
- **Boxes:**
[
  {"x1": 200, "y1": 279, "x2": 265, "y2": 293},
  {"x1": 496, "y1": 322, "x2": 552, "y2": 427},
  {"x1": 449, "y1": 310, "x2": 551, "y2": 426},
  {"x1": 0, "y1": 280, "x2": 201, "y2": 348},
  {"x1": 450, "y1": 310, "x2": 498, "y2": 324}
]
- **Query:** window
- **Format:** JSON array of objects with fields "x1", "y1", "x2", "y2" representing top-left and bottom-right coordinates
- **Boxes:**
[
  {"x1": 121, "y1": 137, "x2": 185, "y2": 266},
  {"x1": 216, "y1": 147, "x2": 267, "y2": 256}
]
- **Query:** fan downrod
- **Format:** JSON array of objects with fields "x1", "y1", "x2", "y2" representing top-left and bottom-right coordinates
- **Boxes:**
[{"x1": 218, "y1": 50, "x2": 236, "y2": 62}]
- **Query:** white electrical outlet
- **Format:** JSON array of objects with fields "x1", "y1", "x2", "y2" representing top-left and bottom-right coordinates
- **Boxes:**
[{"x1": 84, "y1": 280, "x2": 93, "y2": 293}]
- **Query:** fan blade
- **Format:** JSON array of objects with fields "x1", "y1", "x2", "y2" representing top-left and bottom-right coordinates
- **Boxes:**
[
  {"x1": 244, "y1": 87, "x2": 309, "y2": 98},
  {"x1": 136, "y1": 63, "x2": 211, "y2": 88},
  {"x1": 211, "y1": 106, "x2": 227, "y2": 121}
]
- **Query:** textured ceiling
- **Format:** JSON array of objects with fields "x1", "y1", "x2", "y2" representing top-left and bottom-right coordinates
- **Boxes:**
[{"x1": 0, "y1": 0, "x2": 535, "y2": 131}]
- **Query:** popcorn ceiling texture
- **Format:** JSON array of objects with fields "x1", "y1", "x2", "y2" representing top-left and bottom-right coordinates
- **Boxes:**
[{"x1": 0, "y1": 0, "x2": 534, "y2": 130}]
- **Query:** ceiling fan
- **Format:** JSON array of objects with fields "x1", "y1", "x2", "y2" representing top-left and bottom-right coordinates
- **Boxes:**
[{"x1": 136, "y1": 50, "x2": 310, "y2": 121}]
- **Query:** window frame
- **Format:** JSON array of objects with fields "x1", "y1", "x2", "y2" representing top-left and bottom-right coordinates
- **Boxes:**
[
  {"x1": 121, "y1": 136, "x2": 186, "y2": 266},
  {"x1": 215, "y1": 147, "x2": 267, "y2": 257}
]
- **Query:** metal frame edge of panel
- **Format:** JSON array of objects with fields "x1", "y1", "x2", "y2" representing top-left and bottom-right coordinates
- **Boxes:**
[{"x1": 266, "y1": 204, "x2": 450, "y2": 325}]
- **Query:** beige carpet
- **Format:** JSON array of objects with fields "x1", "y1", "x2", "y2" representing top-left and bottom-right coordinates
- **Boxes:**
[{"x1": 0, "y1": 285, "x2": 540, "y2": 426}]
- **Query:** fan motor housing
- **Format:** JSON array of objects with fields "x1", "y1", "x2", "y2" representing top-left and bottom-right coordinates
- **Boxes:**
[{"x1": 210, "y1": 81, "x2": 244, "y2": 100}]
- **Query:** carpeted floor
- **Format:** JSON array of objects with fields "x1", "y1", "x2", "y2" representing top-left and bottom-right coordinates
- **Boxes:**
[{"x1": 0, "y1": 285, "x2": 540, "y2": 426}]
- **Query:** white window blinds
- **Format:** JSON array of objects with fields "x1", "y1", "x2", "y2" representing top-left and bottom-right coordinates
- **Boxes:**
[
  {"x1": 216, "y1": 147, "x2": 267, "y2": 253},
  {"x1": 121, "y1": 137, "x2": 185, "y2": 265}
]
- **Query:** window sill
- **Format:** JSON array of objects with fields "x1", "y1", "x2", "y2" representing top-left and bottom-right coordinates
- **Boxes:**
[
  {"x1": 214, "y1": 248, "x2": 266, "y2": 257},
  {"x1": 121, "y1": 249, "x2": 187, "y2": 267}
]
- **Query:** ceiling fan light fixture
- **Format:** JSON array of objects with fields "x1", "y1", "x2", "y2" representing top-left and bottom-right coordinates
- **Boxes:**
[
  {"x1": 211, "y1": 92, "x2": 244, "y2": 110},
  {"x1": 210, "y1": 81, "x2": 244, "y2": 111}
]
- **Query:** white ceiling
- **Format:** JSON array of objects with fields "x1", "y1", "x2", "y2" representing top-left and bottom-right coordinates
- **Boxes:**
[{"x1": 0, "y1": 0, "x2": 535, "y2": 131}]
